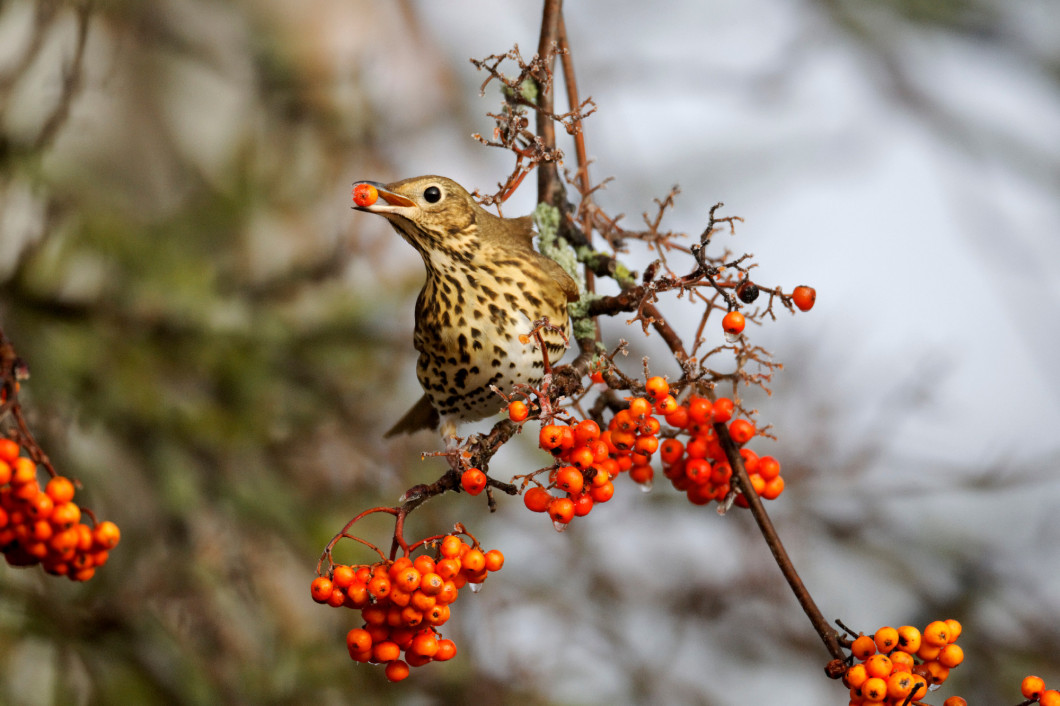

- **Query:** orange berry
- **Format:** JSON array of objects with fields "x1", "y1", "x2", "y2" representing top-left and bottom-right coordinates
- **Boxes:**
[
  {"x1": 654, "y1": 395, "x2": 679, "y2": 415},
  {"x1": 539, "y1": 424, "x2": 566, "y2": 451},
  {"x1": 627, "y1": 397, "x2": 652, "y2": 419},
  {"x1": 310, "y1": 576, "x2": 333, "y2": 603},
  {"x1": 922, "y1": 661, "x2": 950, "y2": 686},
  {"x1": 1040, "y1": 689, "x2": 1060, "y2": 706},
  {"x1": 424, "y1": 603, "x2": 450, "y2": 626},
  {"x1": 761, "y1": 475, "x2": 785, "y2": 500},
  {"x1": 660, "y1": 438, "x2": 684, "y2": 464},
  {"x1": 554, "y1": 466, "x2": 584, "y2": 495},
  {"x1": 944, "y1": 618, "x2": 962, "y2": 642},
  {"x1": 393, "y1": 566, "x2": 422, "y2": 592},
  {"x1": 0, "y1": 439, "x2": 18, "y2": 464},
  {"x1": 873, "y1": 626, "x2": 898, "y2": 654},
  {"x1": 92, "y1": 520, "x2": 121, "y2": 549},
  {"x1": 548, "y1": 496, "x2": 575, "y2": 524},
  {"x1": 896, "y1": 625, "x2": 921, "y2": 654},
  {"x1": 573, "y1": 419, "x2": 601, "y2": 444},
  {"x1": 413, "y1": 555, "x2": 436, "y2": 576},
  {"x1": 11, "y1": 457, "x2": 36, "y2": 485},
  {"x1": 686, "y1": 397, "x2": 712, "y2": 424},
  {"x1": 368, "y1": 574, "x2": 391, "y2": 600},
  {"x1": 351, "y1": 182, "x2": 379, "y2": 207},
  {"x1": 440, "y1": 535, "x2": 464, "y2": 558},
  {"x1": 851, "y1": 635, "x2": 877, "y2": 660},
  {"x1": 886, "y1": 671, "x2": 917, "y2": 701},
  {"x1": 861, "y1": 676, "x2": 887, "y2": 701},
  {"x1": 418, "y1": 572, "x2": 444, "y2": 596},
  {"x1": 711, "y1": 398, "x2": 734, "y2": 423},
  {"x1": 461, "y1": 468, "x2": 488, "y2": 496},
  {"x1": 629, "y1": 464, "x2": 653, "y2": 485},
  {"x1": 434, "y1": 638, "x2": 457, "y2": 661},
  {"x1": 1022, "y1": 675, "x2": 1046, "y2": 699},
  {"x1": 728, "y1": 418, "x2": 755, "y2": 445},
  {"x1": 722, "y1": 310, "x2": 745, "y2": 335},
  {"x1": 484, "y1": 549, "x2": 504, "y2": 572},
  {"x1": 49, "y1": 502, "x2": 80, "y2": 530},
  {"x1": 937, "y1": 643, "x2": 963, "y2": 668},
  {"x1": 384, "y1": 659, "x2": 409, "y2": 682},
  {"x1": 589, "y1": 480, "x2": 614, "y2": 503},
  {"x1": 863, "y1": 654, "x2": 892, "y2": 679},
  {"x1": 572, "y1": 492, "x2": 594, "y2": 517},
  {"x1": 923, "y1": 620, "x2": 952, "y2": 646},
  {"x1": 664, "y1": 405, "x2": 689, "y2": 428},
  {"x1": 943, "y1": 698, "x2": 968, "y2": 706},
  {"x1": 45, "y1": 477, "x2": 76, "y2": 504},
  {"x1": 590, "y1": 370, "x2": 605, "y2": 385},
  {"x1": 792, "y1": 285, "x2": 816, "y2": 311},
  {"x1": 889, "y1": 650, "x2": 914, "y2": 673},
  {"x1": 523, "y1": 487, "x2": 552, "y2": 513},
  {"x1": 508, "y1": 400, "x2": 529, "y2": 422},
  {"x1": 461, "y1": 548, "x2": 486, "y2": 573},
  {"x1": 0, "y1": 461, "x2": 9, "y2": 486},
  {"x1": 843, "y1": 663, "x2": 868, "y2": 689},
  {"x1": 645, "y1": 376, "x2": 669, "y2": 399},
  {"x1": 331, "y1": 564, "x2": 355, "y2": 589},
  {"x1": 568, "y1": 446, "x2": 595, "y2": 470},
  {"x1": 916, "y1": 643, "x2": 941, "y2": 661},
  {"x1": 410, "y1": 630, "x2": 439, "y2": 658}
]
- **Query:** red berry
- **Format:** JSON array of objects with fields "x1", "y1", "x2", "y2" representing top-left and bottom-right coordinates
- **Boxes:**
[
  {"x1": 508, "y1": 400, "x2": 529, "y2": 422},
  {"x1": 352, "y1": 182, "x2": 379, "y2": 207},
  {"x1": 461, "y1": 468, "x2": 488, "y2": 496},
  {"x1": 728, "y1": 418, "x2": 755, "y2": 445},
  {"x1": 722, "y1": 311, "x2": 745, "y2": 335},
  {"x1": 523, "y1": 487, "x2": 552, "y2": 513},
  {"x1": 792, "y1": 285, "x2": 816, "y2": 311}
]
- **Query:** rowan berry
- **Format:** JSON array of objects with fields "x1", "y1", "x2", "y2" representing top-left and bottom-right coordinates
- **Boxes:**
[
  {"x1": 484, "y1": 549, "x2": 504, "y2": 572},
  {"x1": 573, "y1": 419, "x2": 601, "y2": 444},
  {"x1": 655, "y1": 395, "x2": 679, "y2": 415},
  {"x1": 843, "y1": 663, "x2": 868, "y2": 689},
  {"x1": 93, "y1": 521, "x2": 121, "y2": 549},
  {"x1": 851, "y1": 634, "x2": 877, "y2": 660},
  {"x1": 728, "y1": 418, "x2": 755, "y2": 445},
  {"x1": 944, "y1": 618, "x2": 962, "y2": 642},
  {"x1": 861, "y1": 676, "x2": 887, "y2": 701},
  {"x1": 554, "y1": 466, "x2": 584, "y2": 495},
  {"x1": 896, "y1": 626, "x2": 921, "y2": 653},
  {"x1": 1040, "y1": 689, "x2": 1060, "y2": 706},
  {"x1": 310, "y1": 576, "x2": 334, "y2": 603},
  {"x1": 942, "y1": 698, "x2": 968, "y2": 706},
  {"x1": 1022, "y1": 675, "x2": 1046, "y2": 699},
  {"x1": 761, "y1": 476, "x2": 785, "y2": 500},
  {"x1": 539, "y1": 424, "x2": 566, "y2": 450},
  {"x1": 864, "y1": 654, "x2": 892, "y2": 679},
  {"x1": 660, "y1": 438, "x2": 684, "y2": 465},
  {"x1": 434, "y1": 638, "x2": 457, "y2": 661},
  {"x1": 664, "y1": 405, "x2": 689, "y2": 428},
  {"x1": 889, "y1": 650, "x2": 914, "y2": 673},
  {"x1": 461, "y1": 468, "x2": 488, "y2": 496},
  {"x1": 326, "y1": 586, "x2": 347, "y2": 608},
  {"x1": 383, "y1": 659, "x2": 409, "y2": 682},
  {"x1": 507, "y1": 400, "x2": 529, "y2": 422},
  {"x1": 685, "y1": 458, "x2": 711, "y2": 485},
  {"x1": 352, "y1": 182, "x2": 379, "y2": 208},
  {"x1": 424, "y1": 603, "x2": 450, "y2": 626},
  {"x1": 589, "y1": 481, "x2": 614, "y2": 503},
  {"x1": 645, "y1": 376, "x2": 669, "y2": 399},
  {"x1": 45, "y1": 477, "x2": 76, "y2": 504},
  {"x1": 568, "y1": 446, "x2": 595, "y2": 471},
  {"x1": 11, "y1": 458, "x2": 36, "y2": 485},
  {"x1": 461, "y1": 548, "x2": 486, "y2": 573},
  {"x1": 572, "y1": 492, "x2": 594, "y2": 516},
  {"x1": 886, "y1": 672, "x2": 916, "y2": 701},
  {"x1": 922, "y1": 620, "x2": 951, "y2": 647},
  {"x1": 0, "y1": 461, "x2": 9, "y2": 486},
  {"x1": 722, "y1": 310, "x2": 745, "y2": 335},
  {"x1": 413, "y1": 555, "x2": 436, "y2": 576},
  {"x1": 687, "y1": 397, "x2": 713, "y2": 424},
  {"x1": 873, "y1": 626, "x2": 898, "y2": 654},
  {"x1": 418, "y1": 572, "x2": 444, "y2": 596},
  {"x1": 712, "y1": 398, "x2": 734, "y2": 423},
  {"x1": 736, "y1": 279, "x2": 760, "y2": 303},
  {"x1": 937, "y1": 643, "x2": 963, "y2": 668},
  {"x1": 523, "y1": 487, "x2": 552, "y2": 513},
  {"x1": 628, "y1": 397, "x2": 652, "y2": 419},
  {"x1": 440, "y1": 535, "x2": 464, "y2": 558},
  {"x1": 0, "y1": 439, "x2": 18, "y2": 464},
  {"x1": 792, "y1": 285, "x2": 816, "y2": 311}
]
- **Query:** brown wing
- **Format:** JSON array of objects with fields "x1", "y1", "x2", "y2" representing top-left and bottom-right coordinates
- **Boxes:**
[{"x1": 384, "y1": 394, "x2": 439, "y2": 437}]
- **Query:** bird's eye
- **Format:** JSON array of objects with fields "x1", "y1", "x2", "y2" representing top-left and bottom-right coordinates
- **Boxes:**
[{"x1": 423, "y1": 186, "x2": 442, "y2": 203}]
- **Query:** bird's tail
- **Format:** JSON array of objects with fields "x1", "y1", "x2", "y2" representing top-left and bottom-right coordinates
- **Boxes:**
[{"x1": 384, "y1": 394, "x2": 439, "y2": 438}]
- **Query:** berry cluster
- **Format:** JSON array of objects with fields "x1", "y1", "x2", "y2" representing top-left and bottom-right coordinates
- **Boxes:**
[
  {"x1": 516, "y1": 375, "x2": 785, "y2": 525},
  {"x1": 312, "y1": 533, "x2": 503, "y2": 682},
  {"x1": 844, "y1": 620, "x2": 965, "y2": 704},
  {"x1": 0, "y1": 439, "x2": 119, "y2": 580},
  {"x1": 523, "y1": 417, "x2": 618, "y2": 528},
  {"x1": 1022, "y1": 675, "x2": 1060, "y2": 706}
]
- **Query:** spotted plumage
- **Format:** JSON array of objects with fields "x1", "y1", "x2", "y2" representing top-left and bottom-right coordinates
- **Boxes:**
[{"x1": 352, "y1": 175, "x2": 579, "y2": 437}]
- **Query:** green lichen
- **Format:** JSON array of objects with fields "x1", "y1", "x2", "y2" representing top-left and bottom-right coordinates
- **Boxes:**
[{"x1": 534, "y1": 203, "x2": 582, "y2": 288}]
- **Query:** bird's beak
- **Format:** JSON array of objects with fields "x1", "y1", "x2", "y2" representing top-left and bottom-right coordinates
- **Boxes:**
[{"x1": 352, "y1": 180, "x2": 416, "y2": 213}]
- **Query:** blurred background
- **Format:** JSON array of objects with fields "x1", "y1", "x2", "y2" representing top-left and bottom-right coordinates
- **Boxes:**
[{"x1": 1, "y1": 0, "x2": 1059, "y2": 704}]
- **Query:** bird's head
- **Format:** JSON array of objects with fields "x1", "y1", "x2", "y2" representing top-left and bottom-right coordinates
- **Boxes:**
[{"x1": 352, "y1": 175, "x2": 486, "y2": 256}]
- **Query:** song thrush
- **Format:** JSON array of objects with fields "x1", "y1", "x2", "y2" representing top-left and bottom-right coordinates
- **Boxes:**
[{"x1": 352, "y1": 175, "x2": 579, "y2": 438}]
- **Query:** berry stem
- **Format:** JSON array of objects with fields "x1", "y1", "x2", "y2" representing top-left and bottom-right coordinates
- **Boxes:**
[{"x1": 713, "y1": 419, "x2": 844, "y2": 662}]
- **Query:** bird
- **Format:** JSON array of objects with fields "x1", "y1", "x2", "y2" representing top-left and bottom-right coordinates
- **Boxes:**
[{"x1": 351, "y1": 175, "x2": 579, "y2": 439}]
